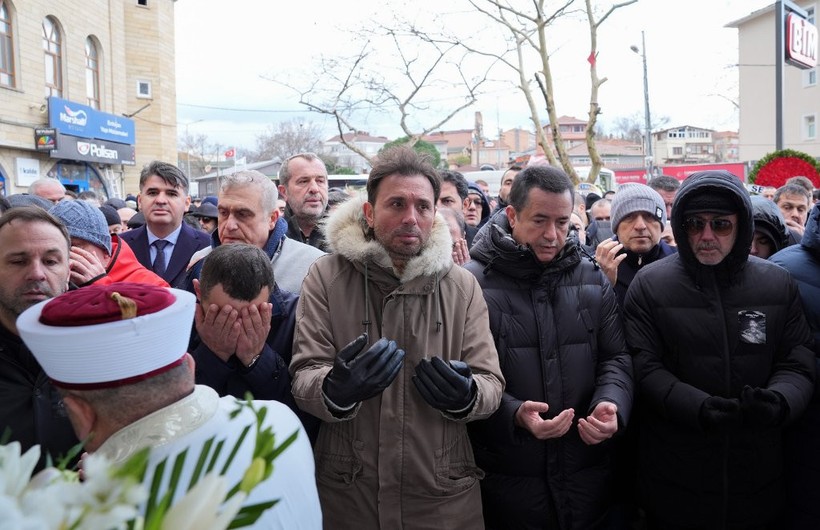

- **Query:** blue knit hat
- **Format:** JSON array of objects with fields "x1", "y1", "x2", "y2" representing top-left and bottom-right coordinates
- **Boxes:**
[{"x1": 50, "y1": 200, "x2": 112, "y2": 255}]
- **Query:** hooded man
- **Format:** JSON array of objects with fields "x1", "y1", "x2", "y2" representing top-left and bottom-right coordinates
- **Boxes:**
[
  {"x1": 290, "y1": 146, "x2": 504, "y2": 529},
  {"x1": 595, "y1": 183, "x2": 677, "y2": 306},
  {"x1": 623, "y1": 170, "x2": 814, "y2": 529},
  {"x1": 750, "y1": 195, "x2": 790, "y2": 259},
  {"x1": 464, "y1": 181, "x2": 491, "y2": 229}
]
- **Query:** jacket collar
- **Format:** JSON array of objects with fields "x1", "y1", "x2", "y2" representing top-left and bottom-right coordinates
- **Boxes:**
[{"x1": 324, "y1": 195, "x2": 453, "y2": 284}]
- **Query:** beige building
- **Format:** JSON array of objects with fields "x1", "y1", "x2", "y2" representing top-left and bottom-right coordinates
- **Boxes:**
[
  {"x1": 727, "y1": 2, "x2": 818, "y2": 162},
  {"x1": 652, "y1": 125, "x2": 716, "y2": 165},
  {"x1": 0, "y1": 0, "x2": 177, "y2": 199},
  {"x1": 322, "y1": 131, "x2": 389, "y2": 174}
]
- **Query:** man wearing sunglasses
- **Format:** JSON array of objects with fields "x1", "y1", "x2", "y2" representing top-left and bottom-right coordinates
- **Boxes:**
[{"x1": 622, "y1": 170, "x2": 814, "y2": 530}]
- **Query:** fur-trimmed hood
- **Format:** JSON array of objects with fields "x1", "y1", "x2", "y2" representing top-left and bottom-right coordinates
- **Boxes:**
[{"x1": 324, "y1": 195, "x2": 453, "y2": 283}]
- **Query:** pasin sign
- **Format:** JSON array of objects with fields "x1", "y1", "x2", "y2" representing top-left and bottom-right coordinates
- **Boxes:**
[{"x1": 786, "y1": 12, "x2": 818, "y2": 69}]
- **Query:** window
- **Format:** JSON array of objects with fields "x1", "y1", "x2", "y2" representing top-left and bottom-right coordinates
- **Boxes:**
[
  {"x1": 85, "y1": 37, "x2": 100, "y2": 109},
  {"x1": 137, "y1": 0, "x2": 148, "y2": 5},
  {"x1": 673, "y1": 147, "x2": 683, "y2": 155},
  {"x1": 0, "y1": 0, "x2": 14, "y2": 88},
  {"x1": 805, "y1": 68, "x2": 817, "y2": 87},
  {"x1": 805, "y1": 114, "x2": 817, "y2": 140},
  {"x1": 136, "y1": 79, "x2": 151, "y2": 98},
  {"x1": 42, "y1": 16, "x2": 62, "y2": 98}
]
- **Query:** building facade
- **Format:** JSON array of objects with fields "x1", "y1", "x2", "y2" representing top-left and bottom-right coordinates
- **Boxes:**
[
  {"x1": 322, "y1": 131, "x2": 389, "y2": 174},
  {"x1": 652, "y1": 125, "x2": 716, "y2": 165},
  {"x1": 0, "y1": 0, "x2": 177, "y2": 199},
  {"x1": 727, "y1": 2, "x2": 818, "y2": 162}
]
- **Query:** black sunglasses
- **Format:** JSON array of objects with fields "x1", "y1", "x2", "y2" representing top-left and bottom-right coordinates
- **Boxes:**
[{"x1": 682, "y1": 217, "x2": 734, "y2": 236}]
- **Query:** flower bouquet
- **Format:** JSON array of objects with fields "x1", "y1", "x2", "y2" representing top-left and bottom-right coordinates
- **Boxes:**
[{"x1": 0, "y1": 398, "x2": 296, "y2": 530}]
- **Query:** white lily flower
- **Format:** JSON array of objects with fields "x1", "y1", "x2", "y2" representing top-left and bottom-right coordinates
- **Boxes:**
[
  {"x1": 160, "y1": 473, "x2": 246, "y2": 530},
  {"x1": 0, "y1": 442, "x2": 40, "y2": 498}
]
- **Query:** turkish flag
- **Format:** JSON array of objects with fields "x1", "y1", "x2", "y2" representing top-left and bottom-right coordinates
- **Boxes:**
[{"x1": 224, "y1": 148, "x2": 235, "y2": 158}]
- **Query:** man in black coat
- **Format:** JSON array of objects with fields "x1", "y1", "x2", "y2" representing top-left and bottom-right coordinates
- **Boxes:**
[
  {"x1": 190, "y1": 243, "x2": 318, "y2": 442},
  {"x1": 771, "y1": 203, "x2": 820, "y2": 529},
  {"x1": 466, "y1": 165, "x2": 633, "y2": 529},
  {"x1": 595, "y1": 183, "x2": 676, "y2": 307},
  {"x1": 623, "y1": 170, "x2": 815, "y2": 530},
  {"x1": 0, "y1": 207, "x2": 79, "y2": 469}
]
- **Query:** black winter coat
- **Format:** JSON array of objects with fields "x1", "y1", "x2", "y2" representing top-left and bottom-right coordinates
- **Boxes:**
[
  {"x1": 466, "y1": 213, "x2": 633, "y2": 530},
  {"x1": 771, "y1": 203, "x2": 820, "y2": 529},
  {"x1": 623, "y1": 170, "x2": 815, "y2": 528},
  {"x1": 0, "y1": 323, "x2": 79, "y2": 470}
]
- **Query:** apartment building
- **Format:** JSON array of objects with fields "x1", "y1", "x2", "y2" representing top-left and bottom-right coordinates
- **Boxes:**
[
  {"x1": 0, "y1": 0, "x2": 177, "y2": 198},
  {"x1": 727, "y1": 2, "x2": 818, "y2": 162}
]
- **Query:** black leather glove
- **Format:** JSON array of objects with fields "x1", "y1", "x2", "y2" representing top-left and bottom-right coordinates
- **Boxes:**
[
  {"x1": 322, "y1": 334, "x2": 405, "y2": 409},
  {"x1": 413, "y1": 357, "x2": 477, "y2": 413},
  {"x1": 740, "y1": 385, "x2": 788, "y2": 429},
  {"x1": 699, "y1": 396, "x2": 742, "y2": 433}
]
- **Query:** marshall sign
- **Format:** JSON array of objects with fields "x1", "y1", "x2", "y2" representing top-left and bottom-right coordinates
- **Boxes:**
[
  {"x1": 49, "y1": 133, "x2": 135, "y2": 166},
  {"x1": 786, "y1": 12, "x2": 818, "y2": 69}
]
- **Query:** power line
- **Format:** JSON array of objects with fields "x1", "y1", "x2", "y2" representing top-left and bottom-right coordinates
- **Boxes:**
[{"x1": 178, "y1": 102, "x2": 307, "y2": 113}]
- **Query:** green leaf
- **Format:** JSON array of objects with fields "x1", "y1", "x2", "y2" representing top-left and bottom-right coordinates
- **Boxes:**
[
  {"x1": 113, "y1": 447, "x2": 150, "y2": 481},
  {"x1": 220, "y1": 424, "x2": 251, "y2": 476},
  {"x1": 189, "y1": 437, "x2": 215, "y2": 488},
  {"x1": 227, "y1": 500, "x2": 279, "y2": 529}
]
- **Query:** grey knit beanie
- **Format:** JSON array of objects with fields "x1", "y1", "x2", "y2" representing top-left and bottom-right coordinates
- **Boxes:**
[
  {"x1": 610, "y1": 183, "x2": 667, "y2": 232},
  {"x1": 50, "y1": 199, "x2": 112, "y2": 255}
]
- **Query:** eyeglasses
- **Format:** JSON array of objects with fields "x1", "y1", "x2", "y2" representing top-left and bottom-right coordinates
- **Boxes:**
[{"x1": 682, "y1": 217, "x2": 734, "y2": 236}]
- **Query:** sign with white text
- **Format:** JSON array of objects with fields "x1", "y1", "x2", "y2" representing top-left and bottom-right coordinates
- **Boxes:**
[
  {"x1": 786, "y1": 12, "x2": 818, "y2": 69},
  {"x1": 49, "y1": 133, "x2": 136, "y2": 166},
  {"x1": 48, "y1": 97, "x2": 136, "y2": 145}
]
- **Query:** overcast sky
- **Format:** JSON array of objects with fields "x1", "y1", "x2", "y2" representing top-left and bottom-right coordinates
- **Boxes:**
[{"x1": 174, "y1": 0, "x2": 774, "y2": 152}]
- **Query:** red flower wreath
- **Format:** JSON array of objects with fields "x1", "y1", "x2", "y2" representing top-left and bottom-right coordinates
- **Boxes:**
[{"x1": 748, "y1": 149, "x2": 820, "y2": 188}]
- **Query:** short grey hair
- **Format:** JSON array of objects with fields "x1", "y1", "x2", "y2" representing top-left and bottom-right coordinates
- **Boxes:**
[
  {"x1": 278, "y1": 153, "x2": 327, "y2": 188},
  {"x1": 220, "y1": 170, "x2": 278, "y2": 215}
]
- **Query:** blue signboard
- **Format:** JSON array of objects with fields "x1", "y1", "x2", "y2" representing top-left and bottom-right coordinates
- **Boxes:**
[{"x1": 48, "y1": 97, "x2": 135, "y2": 145}]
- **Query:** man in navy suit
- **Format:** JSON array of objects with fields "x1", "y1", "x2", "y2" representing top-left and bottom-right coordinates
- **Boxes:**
[{"x1": 121, "y1": 161, "x2": 210, "y2": 288}]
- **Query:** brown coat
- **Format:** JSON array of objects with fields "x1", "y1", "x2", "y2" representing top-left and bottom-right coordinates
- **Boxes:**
[{"x1": 290, "y1": 197, "x2": 504, "y2": 530}]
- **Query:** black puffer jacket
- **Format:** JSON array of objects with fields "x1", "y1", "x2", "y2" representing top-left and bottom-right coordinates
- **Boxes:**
[
  {"x1": 623, "y1": 170, "x2": 815, "y2": 528},
  {"x1": 0, "y1": 323, "x2": 79, "y2": 470},
  {"x1": 466, "y1": 212, "x2": 633, "y2": 530},
  {"x1": 771, "y1": 203, "x2": 820, "y2": 529}
]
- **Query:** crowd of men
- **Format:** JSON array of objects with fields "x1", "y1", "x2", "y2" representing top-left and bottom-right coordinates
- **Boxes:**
[{"x1": 1, "y1": 148, "x2": 819, "y2": 530}]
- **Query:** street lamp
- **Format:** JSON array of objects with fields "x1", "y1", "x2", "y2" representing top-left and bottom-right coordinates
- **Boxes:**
[{"x1": 631, "y1": 31, "x2": 653, "y2": 175}]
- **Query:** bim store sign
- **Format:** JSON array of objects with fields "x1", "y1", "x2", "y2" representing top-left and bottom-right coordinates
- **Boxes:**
[
  {"x1": 48, "y1": 97, "x2": 136, "y2": 145},
  {"x1": 50, "y1": 133, "x2": 135, "y2": 166},
  {"x1": 786, "y1": 12, "x2": 818, "y2": 69}
]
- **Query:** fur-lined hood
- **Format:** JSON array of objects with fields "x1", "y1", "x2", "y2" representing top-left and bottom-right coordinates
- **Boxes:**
[{"x1": 324, "y1": 194, "x2": 453, "y2": 283}]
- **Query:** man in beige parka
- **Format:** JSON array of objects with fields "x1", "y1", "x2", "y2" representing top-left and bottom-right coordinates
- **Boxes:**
[{"x1": 290, "y1": 146, "x2": 504, "y2": 529}]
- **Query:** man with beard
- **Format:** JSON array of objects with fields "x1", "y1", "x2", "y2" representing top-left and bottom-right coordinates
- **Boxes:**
[
  {"x1": 465, "y1": 165, "x2": 632, "y2": 529},
  {"x1": 278, "y1": 153, "x2": 330, "y2": 251},
  {"x1": 623, "y1": 170, "x2": 814, "y2": 529},
  {"x1": 290, "y1": 146, "x2": 504, "y2": 528},
  {"x1": 595, "y1": 183, "x2": 676, "y2": 306},
  {"x1": 492, "y1": 166, "x2": 521, "y2": 215},
  {"x1": 0, "y1": 207, "x2": 78, "y2": 469},
  {"x1": 120, "y1": 161, "x2": 210, "y2": 287}
]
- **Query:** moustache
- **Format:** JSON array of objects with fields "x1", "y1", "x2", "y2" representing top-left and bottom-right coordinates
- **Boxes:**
[
  {"x1": 20, "y1": 281, "x2": 57, "y2": 297},
  {"x1": 696, "y1": 243, "x2": 720, "y2": 251}
]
